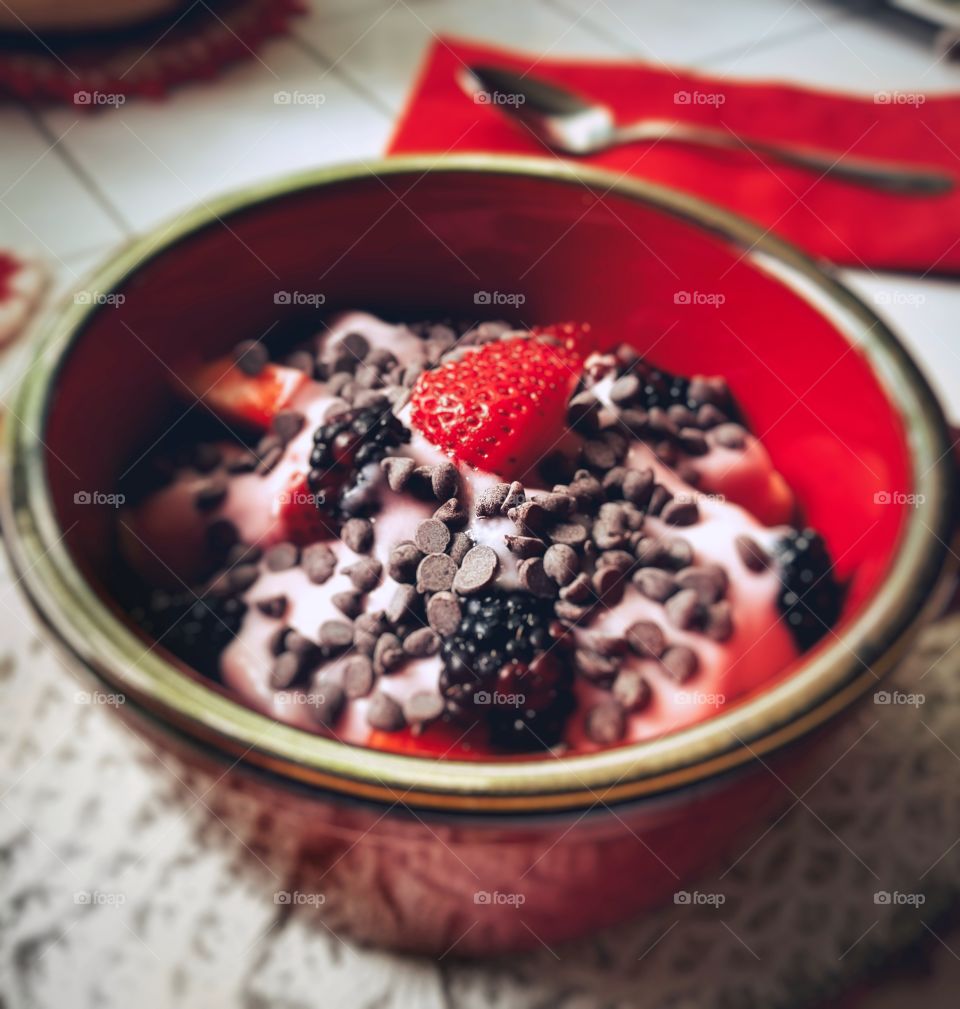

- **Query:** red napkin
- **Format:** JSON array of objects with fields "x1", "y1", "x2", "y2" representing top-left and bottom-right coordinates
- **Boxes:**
[{"x1": 388, "y1": 37, "x2": 960, "y2": 276}]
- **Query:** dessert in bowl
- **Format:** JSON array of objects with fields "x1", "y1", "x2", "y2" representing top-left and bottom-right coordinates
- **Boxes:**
[{"x1": 2, "y1": 157, "x2": 954, "y2": 954}]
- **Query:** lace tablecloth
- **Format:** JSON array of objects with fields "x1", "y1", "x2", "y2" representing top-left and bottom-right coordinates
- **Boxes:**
[{"x1": 2, "y1": 531, "x2": 960, "y2": 1009}]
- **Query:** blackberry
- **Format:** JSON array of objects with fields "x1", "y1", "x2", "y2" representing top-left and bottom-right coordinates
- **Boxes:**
[
  {"x1": 772, "y1": 528, "x2": 843, "y2": 651},
  {"x1": 131, "y1": 589, "x2": 247, "y2": 673},
  {"x1": 439, "y1": 591, "x2": 574, "y2": 751},
  {"x1": 307, "y1": 405, "x2": 410, "y2": 518},
  {"x1": 637, "y1": 367, "x2": 693, "y2": 411}
]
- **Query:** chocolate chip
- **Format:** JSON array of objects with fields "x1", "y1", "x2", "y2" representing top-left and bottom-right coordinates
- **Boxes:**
[
  {"x1": 256, "y1": 443, "x2": 284, "y2": 476},
  {"x1": 518, "y1": 557, "x2": 557, "y2": 599},
  {"x1": 585, "y1": 701, "x2": 627, "y2": 745},
  {"x1": 452, "y1": 545, "x2": 499, "y2": 595},
  {"x1": 234, "y1": 339, "x2": 268, "y2": 376},
  {"x1": 593, "y1": 518, "x2": 628, "y2": 551},
  {"x1": 647, "y1": 406, "x2": 678, "y2": 438},
  {"x1": 318, "y1": 620, "x2": 354, "y2": 653},
  {"x1": 269, "y1": 409, "x2": 304, "y2": 443},
  {"x1": 663, "y1": 538, "x2": 694, "y2": 570},
  {"x1": 712, "y1": 423, "x2": 747, "y2": 450},
  {"x1": 226, "y1": 451, "x2": 258, "y2": 474},
  {"x1": 339, "y1": 331, "x2": 370, "y2": 360},
  {"x1": 614, "y1": 670, "x2": 652, "y2": 712},
  {"x1": 676, "y1": 564, "x2": 727, "y2": 605},
  {"x1": 665, "y1": 588, "x2": 701, "y2": 631},
  {"x1": 679, "y1": 428, "x2": 708, "y2": 456},
  {"x1": 256, "y1": 594, "x2": 288, "y2": 618},
  {"x1": 448, "y1": 532, "x2": 472, "y2": 565},
  {"x1": 592, "y1": 565, "x2": 626, "y2": 602},
  {"x1": 536, "y1": 492, "x2": 574, "y2": 517},
  {"x1": 228, "y1": 563, "x2": 260, "y2": 593},
  {"x1": 431, "y1": 463, "x2": 460, "y2": 501},
  {"x1": 374, "y1": 633, "x2": 405, "y2": 675},
  {"x1": 622, "y1": 468, "x2": 654, "y2": 507},
  {"x1": 268, "y1": 625, "x2": 291, "y2": 656},
  {"x1": 285, "y1": 631, "x2": 318, "y2": 659},
  {"x1": 570, "y1": 473, "x2": 603, "y2": 508},
  {"x1": 264, "y1": 542, "x2": 299, "y2": 572},
  {"x1": 415, "y1": 518, "x2": 451, "y2": 555},
  {"x1": 404, "y1": 691, "x2": 445, "y2": 730},
  {"x1": 343, "y1": 655, "x2": 375, "y2": 698},
  {"x1": 505, "y1": 535, "x2": 545, "y2": 558},
  {"x1": 647, "y1": 485, "x2": 673, "y2": 517},
  {"x1": 366, "y1": 347, "x2": 397, "y2": 372},
  {"x1": 284, "y1": 350, "x2": 316, "y2": 374},
  {"x1": 633, "y1": 567, "x2": 677, "y2": 603},
  {"x1": 433, "y1": 498, "x2": 468, "y2": 528},
  {"x1": 381, "y1": 456, "x2": 415, "y2": 492},
  {"x1": 191, "y1": 443, "x2": 222, "y2": 473},
  {"x1": 332, "y1": 590, "x2": 364, "y2": 619},
  {"x1": 386, "y1": 584, "x2": 420, "y2": 626},
  {"x1": 661, "y1": 498, "x2": 700, "y2": 527},
  {"x1": 206, "y1": 518, "x2": 239, "y2": 556},
  {"x1": 560, "y1": 572, "x2": 593, "y2": 604},
  {"x1": 417, "y1": 553, "x2": 458, "y2": 593},
  {"x1": 567, "y1": 390, "x2": 602, "y2": 432},
  {"x1": 367, "y1": 691, "x2": 406, "y2": 731},
  {"x1": 343, "y1": 557, "x2": 382, "y2": 593},
  {"x1": 697, "y1": 403, "x2": 727, "y2": 429},
  {"x1": 194, "y1": 474, "x2": 228, "y2": 512},
  {"x1": 610, "y1": 373, "x2": 641, "y2": 405},
  {"x1": 403, "y1": 628, "x2": 440, "y2": 658},
  {"x1": 303, "y1": 543, "x2": 336, "y2": 584},
  {"x1": 227, "y1": 542, "x2": 262, "y2": 567},
  {"x1": 705, "y1": 601, "x2": 733, "y2": 642},
  {"x1": 388, "y1": 541, "x2": 423, "y2": 583},
  {"x1": 270, "y1": 651, "x2": 301, "y2": 690},
  {"x1": 627, "y1": 620, "x2": 665, "y2": 658},
  {"x1": 689, "y1": 376, "x2": 728, "y2": 407},
  {"x1": 661, "y1": 645, "x2": 699, "y2": 682},
  {"x1": 619, "y1": 409, "x2": 649, "y2": 435},
  {"x1": 543, "y1": 544, "x2": 579, "y2": 586},
  {"x1": 735, "y1": 534, "x2": 769, "y2": 573},
  {"x1": 307, "y1": 679, "x2": 346, "y2": 727},
  {"x1": 501, "y1": 481, "x2": 526, "y2": 514},
  {"x1": 427, "y1": 592, "x2": 461, "y2": 636},
  {"x1": 597, "y1": 550, "x2": 634, "y2": 574},
  {"x1": 575, "y1": 649, "x2": 619, "y2": 683},
  {"x1": 550, "y1": 522, "x2": 589, "y2": 547},
  {"x1": 476, "y1": 482, "x2": 510, "y2": 517},
  {"x1": 341, "y1": 517, "x2": 373, "y2": 553},
  {"x1": 583, "y1": 439, "x2": 618, "y2": 471},
  {"x1": 555, "y1": 600, "x2": 591, "y2": 624}
]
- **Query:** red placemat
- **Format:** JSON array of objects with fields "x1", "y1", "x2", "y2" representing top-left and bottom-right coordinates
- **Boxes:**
[{"x1": 388, "y1": 37, "x2": 960, "y2": 276}]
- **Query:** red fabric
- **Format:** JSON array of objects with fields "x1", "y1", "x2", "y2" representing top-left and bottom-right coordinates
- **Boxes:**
[{"x1": 388, "y1": 37, "x2": 960, "y2": 275}]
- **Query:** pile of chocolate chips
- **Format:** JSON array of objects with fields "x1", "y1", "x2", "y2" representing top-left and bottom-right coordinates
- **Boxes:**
[{"x1": 130, "y1": 326, "x2": 842, "y2": 753}]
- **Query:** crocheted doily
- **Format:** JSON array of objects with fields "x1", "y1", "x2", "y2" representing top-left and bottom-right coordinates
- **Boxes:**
[{"x1": 0, "y1": 0, "x2": 304, "y2": 103}]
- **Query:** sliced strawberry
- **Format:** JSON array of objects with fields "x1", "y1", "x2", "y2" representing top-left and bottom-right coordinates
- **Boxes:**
[
  {"x1": 183, "y1": 357, "x2": 307, "y2": 431},
  {"x1": 276, "y1": 470, "x2": 337, "y2": 544},
  {"x1": 366, "y1": 719, "x2": 488, "y2": 759},
  {"x1": 409, "y1": 335, "x2": 584, "y2": 479}
]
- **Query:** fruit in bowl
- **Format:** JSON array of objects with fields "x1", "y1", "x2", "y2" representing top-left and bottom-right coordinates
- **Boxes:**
[
  {"x1": 2, "y1": 158, "x2": 953, "y2": 955},
  {"x1": 120, "y1": 309, "x2": 844, "y2": 760}
]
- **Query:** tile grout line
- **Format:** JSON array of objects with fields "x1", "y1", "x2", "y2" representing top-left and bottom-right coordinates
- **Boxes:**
[
  {"x1": 540, "y1": 0, "x2": 858, "y2": 70},
  {"x1": 289, "y1": 31, "x2": 398, "y2": 120},
  {"x1": 26, "y1": 106, "x2": 135, "y2": 240}
]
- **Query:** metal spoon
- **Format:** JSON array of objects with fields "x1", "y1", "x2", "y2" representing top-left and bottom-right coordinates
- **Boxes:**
[{"x1": 460, "y1": 64, "x2": 953, "y2": 196}]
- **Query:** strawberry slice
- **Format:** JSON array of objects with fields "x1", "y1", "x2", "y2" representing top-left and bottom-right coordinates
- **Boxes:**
[
  {"x1": 276, "y1": 471, "x2": 336, "y2": 544},
  {"x1": 183, "y1": 357, "x2": 307, "y2": 431},
  {"x1": 409, "y1": 334, "x2": 584, "y2": 479}
]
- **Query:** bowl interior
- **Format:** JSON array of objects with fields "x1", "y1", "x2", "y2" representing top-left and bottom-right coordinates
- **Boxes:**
[{"x1": 46, "y1": 165, "x2": 910, "y2": 633}]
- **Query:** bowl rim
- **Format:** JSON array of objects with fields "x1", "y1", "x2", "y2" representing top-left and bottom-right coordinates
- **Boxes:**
[{"x1": 3, "y1": 154, "x2": 956, "y2": 814}]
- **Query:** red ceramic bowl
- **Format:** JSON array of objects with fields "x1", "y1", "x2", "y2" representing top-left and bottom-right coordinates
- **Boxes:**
[{"x1": 2, "y1": 156, "x2": 955, "y2": 955}]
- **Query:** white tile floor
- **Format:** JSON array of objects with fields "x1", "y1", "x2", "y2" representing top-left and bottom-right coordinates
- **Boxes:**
[{"x1": 2, "y1": 0, "x2": 960, "y2": 412}]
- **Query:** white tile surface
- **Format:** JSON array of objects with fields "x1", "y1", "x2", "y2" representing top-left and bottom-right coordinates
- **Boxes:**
[
  {"x1": 0, "y1": 107, "x2": 124, "y2": 262},
  {"x1": 548, "y1": 0, "x2": 849, "y2": 64},
  {"x1": 39, "y1": 38, "x2": 392, "y2": 233},
  {"x1": 293, "y1": 0, "x2": 623, "y2": 116}
]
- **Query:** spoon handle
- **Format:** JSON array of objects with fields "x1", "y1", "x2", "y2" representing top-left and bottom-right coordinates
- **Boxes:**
[{"x1": 616, "y1": 121, "x2": 953, "y2": 195}]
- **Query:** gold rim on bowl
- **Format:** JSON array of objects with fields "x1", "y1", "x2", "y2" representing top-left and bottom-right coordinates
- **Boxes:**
[{"x1": 2, "y1": 155, "x2": 956, "y2": 813}]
